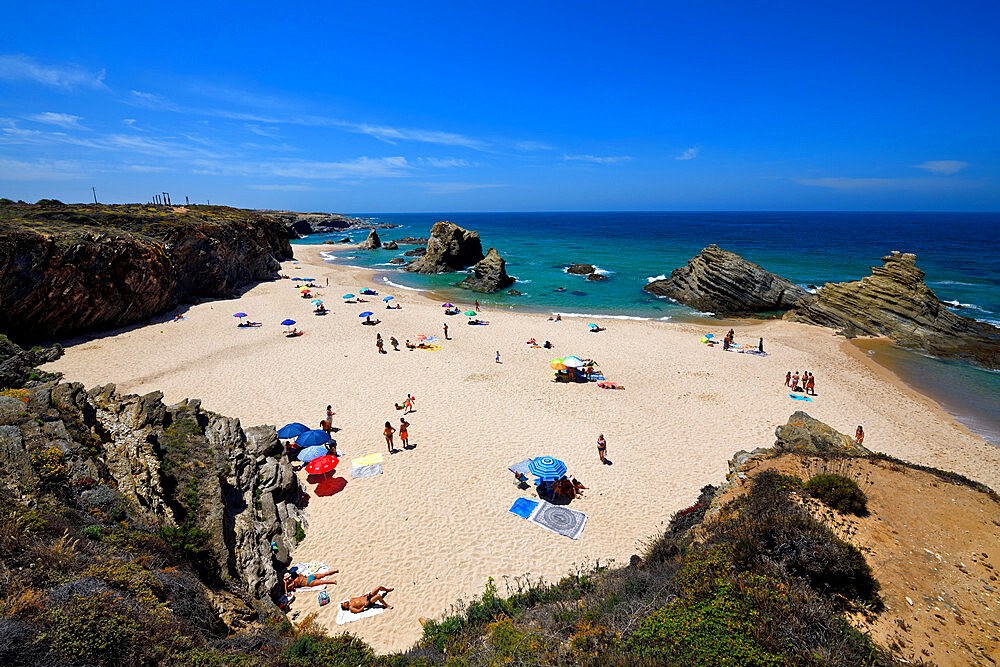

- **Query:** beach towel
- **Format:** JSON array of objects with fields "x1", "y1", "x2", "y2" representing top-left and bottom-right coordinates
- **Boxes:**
[
  {"x1": 528, "y1": 500, "x2": 588, "y2": 539},
  {"x1": 352, "y1": 453, "x2": 383, "y2": 466},
  {"x1": 509, "y1": 497, "x2": 539, "y2": 519},
  {"x1": 288, "y1": 562, "x2": 331, "y2": 591},
  {"x1": 295, "y1": 584, "x2": 328, "y2": 592},
  {"x1": 789, "y1": 393, "x2": 813, "y2": 401},
  {"x1": 351, "y1": 463, "x2": 383, "y2": 479},
  {"x1": 336, "y1": 599, "x2": 387, "y2": 625}
]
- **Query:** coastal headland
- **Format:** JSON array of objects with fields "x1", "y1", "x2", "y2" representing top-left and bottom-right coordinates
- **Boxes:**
[{"x1": 42, "y1": 242, "x2": 1000, "y2": 654}]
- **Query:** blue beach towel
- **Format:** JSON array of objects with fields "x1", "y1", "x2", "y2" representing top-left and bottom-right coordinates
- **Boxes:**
[
  {"x1": 509, "y1": 498, "x2": 539, "y2": 519},
  {"x1": 789, "y1": 393, "x2": 812, "y2": 401}
]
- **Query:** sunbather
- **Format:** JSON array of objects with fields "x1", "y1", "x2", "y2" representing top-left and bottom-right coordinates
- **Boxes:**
[
  {"x1": 284, "y1": 568, "x2": 338, "y2": 593},
  {"x1": 342, "y1": 586, "x2": 393, "y2": 612}
]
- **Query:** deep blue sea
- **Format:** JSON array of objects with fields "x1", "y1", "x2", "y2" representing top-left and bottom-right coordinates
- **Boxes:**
[{"x1": 293, "y1": 211, "x2": 1000, "y2": 445}]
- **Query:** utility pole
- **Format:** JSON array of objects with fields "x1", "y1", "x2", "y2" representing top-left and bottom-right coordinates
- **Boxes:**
[
  {"x1": 162, "y1": 192, "x2": 170, "y2": 206},
  {"x1": 91, "y1": 186, "x2": 98, "y2": 204},
  {"x1": 185, "y1": 196, "x2": 189, "y2": 206}
]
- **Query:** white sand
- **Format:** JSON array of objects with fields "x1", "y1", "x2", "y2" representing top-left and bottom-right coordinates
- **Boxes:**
[{"x1": 44, "y1": 245, "x2": 1000, "y2": 653}]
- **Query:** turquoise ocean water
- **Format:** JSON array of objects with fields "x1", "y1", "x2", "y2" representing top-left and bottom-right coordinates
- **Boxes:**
[{"x1": 293, "y1": 212, "x2": 1000, "y2": 446}]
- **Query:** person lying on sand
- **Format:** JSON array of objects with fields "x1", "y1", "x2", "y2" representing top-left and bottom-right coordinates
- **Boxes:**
[
  {"x1": 342, "y1": 587, "x2": 394, "y2": 612},
  {"x1": 284, "y1": 568, "x2": 338, "y2": 593},
  {"x1": 597, "y1": 381, "x2": 624, "y2": 390},
  {"x1": 589, "y1": 326, "x2": 606, "y2": 333},
  {"x1": 526, "y1": 338, "x2": 537, "y2": 345}
]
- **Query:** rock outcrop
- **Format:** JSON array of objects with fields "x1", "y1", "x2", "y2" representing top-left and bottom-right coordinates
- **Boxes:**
[
  {"x1": 404, "y1": 247, "x2": 427, "y2": 257},
  {"x1": 566, "y1": 263, "x2": 595, "y2": 275},
  {"x1": 357, "y1": 229, "x2": 382, "y2": 250},
  {"x1": 395, "y1": 236, "x2": 428, "y2": 245},
  {"x1": 382, "y1": 240, "x2": 398, "y2": 250},
  {"x1": 404, "y1": 221, "x2": 484, "y2": 274},
  {"x1": 644, "y1": 245, "x2": 808, "y2": 316},
  {"x1": 261, "y1": 211, "x2": 368, "y2": 239},
  {"x1": 0, "y1": 203, "x2": 292, "y2": 341},
  {"x1": 459, "y1": 247, "x2": 516, "y2": 292},
  {"x1": 389, "y1": 257, "x2": 407, "y2": 265},
  {"x1": 787, "y1": 252, "x2": 1000, "y2": 369},
  {"x1": 587, "y1": 273, "x2": 608, "y2": 281}
]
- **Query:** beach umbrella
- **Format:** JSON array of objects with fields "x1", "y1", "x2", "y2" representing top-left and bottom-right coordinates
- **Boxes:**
[
  {"x1": 291, "y1": 277, "x2": 303, "y2": 281},
  {"x1": 550, "y1": 359, "x2": 567, "y2": 370},
  {"x1": 296, "y1": 429, "x2": 331, "y2": 448},
  {"x1": 277, "y1": 422, "x2": 309, "y2": 439},
  {"x1": 383, "y1": 296, "x2": 394, "y2": 302},
  {"x1": 305, "y1": 454, "x2": 339, "y2": 476},
  {"x1": 442, "y1": 303, "x2": 454, "y2": 308},
  {"x1": 562, "y1": 356, "x2": 585, "y2": 368},
  {"x1": 311, "y1": 299, "x2": 323, "y2": 305},
  {"x1": 588, "y1": 323, "x2": 598, "y2": 328},
  {"x1": 415, "y1": 334, "x2": 427, "y2": 340},
  {"x1": 528, "y1": 456, "x2": 567, "y2": 481},
  {"x1": 359, "y1": 311, "x2": 374, "y2": 317},
  {"x1": 234, "y1": 312, "x2": 247, "y2": 319},
  {"x1": 464, "y1": 311, "x2": 477, "y2": 316},
  {"x1": 343, "y1": 294, "x2": 355, "y2": 299},
  {"x1": 280, "y1": 318, "x2": 296, "y2": 333},
  {"x1": 297, "y1": 445, "x2": 330, "y2": 463},
  {"x1": 704, "y1": 333, "x2": 714, "y2": 339}
]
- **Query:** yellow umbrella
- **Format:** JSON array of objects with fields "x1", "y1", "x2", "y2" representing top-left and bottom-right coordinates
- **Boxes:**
[{"x1": 550, "y1": 358, "x2": 567, "y2": 370}]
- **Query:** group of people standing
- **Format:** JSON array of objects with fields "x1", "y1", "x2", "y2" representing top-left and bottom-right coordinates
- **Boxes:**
[
  {"x1": 785, "y1": 370, "x2": 816, "y2": 395},
  {"x1": 383, "y1": 394, "x2": 416, "y2": 454}
]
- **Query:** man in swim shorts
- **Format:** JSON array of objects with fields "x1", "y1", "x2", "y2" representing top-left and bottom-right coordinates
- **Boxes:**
[{"x1": 342, "y1": 586, "x2": 394, "y2": 613}]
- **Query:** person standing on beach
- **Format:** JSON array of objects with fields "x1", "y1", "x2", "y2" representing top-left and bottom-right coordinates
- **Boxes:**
[
  {"x1": 855, "y1": 425, "x2": 864, "y2": 446},
  {"x1": 443, "y1": 323, "x2": 449, "y2": 340},
  {"x1": 390, "y1": 336, "x2": 399, "y2": 351},
  {"x1": 758, "y1": 338, "x2": 764, "y2": 353},
  {"x1": 495, "y1": 350, "x2": 501, "y2": 364},
  {"x1": 785, "y1": 371, "x2": 791, "y2": 387},
  {"x1": 376, "y1": 333, "x2": 384, "y2": 354},
  {"x1": 597, "y1": 434, "x2": 608, "y2": 464},
  {"x1": 791, "y1": 372, "x2": 800, "y2": 391},
  {"x1": 806, "y1": 373, "x2": 815, "y2": 396},
  {"x1": 475, "y1": 299, "x2": 480, "y2": 312},
  {"x1": 399, "y1": 417, "x2": 410, "y2": 449},
  {"x1": 384, "y1": 421, "x2": 396, "y2": 453},
  {"x1": 326, "y1": 405, "x2": 335, "y2": 425}
]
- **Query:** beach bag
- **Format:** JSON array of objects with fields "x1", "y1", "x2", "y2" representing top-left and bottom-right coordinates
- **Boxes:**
[
  {"x1": 279, "y1": 593, "x2": 294, "y2": 610},
  {"x1": 318, "y1": 591, "x2": 330, "y2": 606}
]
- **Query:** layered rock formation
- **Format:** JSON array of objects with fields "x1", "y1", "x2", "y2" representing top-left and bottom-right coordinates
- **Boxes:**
[
  {"x1": 0, "y1": 362, "x2": 306, "y2": 613},
  {"x1": 382, "y1": 240, "x2": 398, "y2": 250},
  {"x1": 395, "y1": 236, "x2": 428, "y2": 245},
  {"x1": 404, "y1": 221, "x2": 484, "y2": 274},
  {"x1": 459, "y1": 247, "x2": 516, "y2": 292},
  {"x1": 788, "y1": 252, "x2": 1000, "y2": 369},
  {"x1": 566, "y1": 263, "x2": 595, "y2": 275},
  {"x1": 0, "y1": 203, "x2": 292, "y2": 341},
  {"x1": 357, "y1": 229, "x2": 382, "y2": 249},
  {"x1": 644, "y1": 244, "x2": 808, "y2": 315},
  {"x1": 404, "y1": 247, "x2": 427, "y2": 257}
]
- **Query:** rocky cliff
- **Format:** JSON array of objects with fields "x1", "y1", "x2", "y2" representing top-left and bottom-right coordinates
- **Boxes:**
[
  {"x1": 0, "y1": 202, "x2": 292, "y2": 341},
  {"x1": 404, "y1": 220, "x2": 484, "y2": 274},
  {"x1": 788, "y1": 251, "x2": 1000, "y2": 369},
  {"x1": 459, "y1": 247, "x2": 516, "y2": 292},
  {"x1": 357, "y1": 228, "x2": 382, "y2": 249},
  {"x1": 644, "y1": 244, "x2": 808, "y2": 315}
]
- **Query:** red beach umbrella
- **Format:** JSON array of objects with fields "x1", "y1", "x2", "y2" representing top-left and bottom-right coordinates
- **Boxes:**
[{"x1": 305, "y1": 455, "x2": 339, "y2": 476}]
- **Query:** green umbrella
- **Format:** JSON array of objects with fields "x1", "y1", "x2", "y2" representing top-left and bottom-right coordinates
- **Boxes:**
[{"x1": 464, "y1": 311, "x2": 477, "y2": 316}]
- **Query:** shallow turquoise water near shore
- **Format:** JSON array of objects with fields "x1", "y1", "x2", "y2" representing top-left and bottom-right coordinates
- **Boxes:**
[{"x1": 294, "y1": 211, "x2": 1000, "y2": 446}]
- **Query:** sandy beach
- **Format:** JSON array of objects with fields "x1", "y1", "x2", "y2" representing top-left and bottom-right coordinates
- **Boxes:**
[{"x1": 43, "y1": 244, "x2": 1000, "y2": 653}]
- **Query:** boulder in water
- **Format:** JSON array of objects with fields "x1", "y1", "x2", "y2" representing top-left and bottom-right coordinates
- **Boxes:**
[
  {"x1": 357, "y1": 229, "x2": 382, "y2": 250},
  {"x1": 404, "y1": 221, "x2": 484, "y2": 274},
  {"x1": 459, "y1": 247, "x2": 515, "y2": 293},
  {"x1": 566, "y1": 263, "x2": 595, "y2": 275},
  {"x1": 382, "y1": 240, "x2": 398, "y2": 250}
]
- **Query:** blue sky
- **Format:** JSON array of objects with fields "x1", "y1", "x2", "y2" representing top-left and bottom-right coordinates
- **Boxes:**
[{"x1": 1, "y1": 1, "x2": 997, "y2": 211}]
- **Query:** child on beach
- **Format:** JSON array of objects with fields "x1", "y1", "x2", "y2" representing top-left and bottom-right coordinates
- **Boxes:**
[
  {"x1": 383, "y1": 421, "x2": 396, "y2": 453},
  {"x1": 495, "y1": 350, "x2": 501, "y2": 363},
  {"x1": 399, "y1": 417, "x2": 410, "y2": 449},
  {"x1": 404, "y1": 394, "x2": 415, "y2": 413}
]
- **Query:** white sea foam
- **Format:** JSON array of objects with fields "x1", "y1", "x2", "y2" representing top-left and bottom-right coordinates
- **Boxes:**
[
  {"x1": 592, "y1": 265, "x2": 613, "y2": 275},
  {"x1": 553, "y1": 312, "x2": 661, "y2": 322},
  {"x1": 515, "y1": 278, "x2": 532, "y2": 283},
  {"x1": 646, "y1": 274, "x2": 667, "y2": 283},
  {"x1": 943, "y1": 299, "x2": 989, "y2": 312},
  {"x1": 379, "y1": 276, "x2": 423, "y2": 292},
  {"x1": 319, "y1": 251, "x2": 338, "y2": 261},
  {"x1": 930, "y1": 280, "x2": 976, "y2": 287}
]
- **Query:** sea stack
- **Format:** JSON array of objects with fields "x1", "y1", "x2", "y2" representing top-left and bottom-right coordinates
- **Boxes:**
[
  {"x1": 460, "y1": 247, "x2": 516, "y2": 292},
  {"x1": 404, "y1": 221, "x2": 484, "y2": 274},
  {"x1": 644, "y1": 244, "x2": 807, "y2": 316},
  {"x1": 357, "y1": 229, "x2": 382, "y2": 249},
  {"x1": 788, "y1": 251, "x2": 1000, "y2": 369}
]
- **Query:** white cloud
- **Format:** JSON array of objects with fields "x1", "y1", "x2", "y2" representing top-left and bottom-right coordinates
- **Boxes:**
[
  {"x1": 250, "y1": 184, "x2": 320, "y2": 191},
  {"x1": 122, "y1": 118, "x2": 142, "y2": 130},
  {"x1": 0, "y1": 54, "x2": 108, "y2": 90},
  {"x1": 128, "y1": 90, "x2": 179, "y2": 111},
  {"x1": 514, "y1": 140, "x2": 556, "y2": 151},
  {"x1": 562, "y1": 154, "x2": 632, "y2": 164},
  {"x1": 798, "y1": 176, "x2": 982, "y2": 192},
  {"x1": 418, "y1": 182, "x2": 506, "y2": 195},
  {"x1": 914, "y1": 160, "x2": 968, "y2": 175},
  {"x1": 0, "y1": 157, "x2": 85, "y2": 180},
  {"x1": 676, "y1": 147, "x2": 699, "y2": 160},
  {"x1": 245, "y1": 123, "x2": 281, "y2": 138},
  {"x1": 123, "y1": 164, "x2": 168, "y2": 173},
  {"x1": 25, "y1": 112, "x2": 87, "y2": 130},
  {"x1": 418, "y1": 157, "x2": 471, "y2": 168},
  {"x1": 193, "y1": 156, "x2": 412, "y2": 180}
]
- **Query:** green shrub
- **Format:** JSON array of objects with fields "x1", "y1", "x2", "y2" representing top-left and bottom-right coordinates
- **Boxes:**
[
  {"x1": 82, "y1": 525, "x2": 102, "y2": 540},
  {"x1": 43, "y1": 593, "x2": 144, "y2": 666},
  {"x1": 294, "y1": 520, "x2": 306, "y2": 542},
  {"x1": 282, "y1": 633, "x2": 374, "y2": 666},
  {"x1": 805, "y1": 474, "x2": 869, "y2": 516}
]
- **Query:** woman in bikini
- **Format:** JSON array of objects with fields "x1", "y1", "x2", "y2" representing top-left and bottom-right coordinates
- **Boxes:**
[
  {"x1": 597, "y1": 434, "x2": 608, "y2": 464},
  {"x1": 384, "y1": 421, "x2": 396, "y2": 453},
  {"x1": 855, "y1": 425, "x2": 864, "y2": 446},
  {"x1": 399, "y1": 417, "x2": 410, "y2": 449},
  {"x1": 283, "y1": 568, "x2": 339, "y2": 594}
]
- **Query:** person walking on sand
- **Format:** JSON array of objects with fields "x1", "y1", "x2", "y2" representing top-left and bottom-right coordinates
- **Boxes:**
[
  {"x1": 785, "y1": 371, "x2": 791, "y2": 387},
  {"x1": 399, "y1": 417, "x2": 410, "y2": 449},
  {"x1": 475, "y1": 299, "x2": 480, "y2": 312},
  {"x1": 390, "y1": 336, "x2": 399, "y2": 351},
  {"x1": 495, "y1": 350, "x2": 501, "y2": 364},
  {"x1": 855, "y1": 425, "x2": 864, "y2": 446},
  {"x1": 443, "y1": 322, "x2": 449, "y2": 340},
  {"x1": 403, "y1": 394, "x2": 415, "y2": 414},
  {"x1": 383, "y1": 421, "x2": 396, "y2": 453},
  {"x1": 376, "y1": 333, "x2": 384, "y2": 354},
  {"x1": 597, "y1": 434, "x2": 608, "y2": 464}
]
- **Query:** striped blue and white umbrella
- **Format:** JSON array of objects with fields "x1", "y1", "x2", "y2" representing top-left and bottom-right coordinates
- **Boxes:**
[
  {"x1": 297, "y1": 445, "x2": 330, "y2": 463},
  {"x1": 528, "y1": 456, "x2": 567, "y2": 481}
]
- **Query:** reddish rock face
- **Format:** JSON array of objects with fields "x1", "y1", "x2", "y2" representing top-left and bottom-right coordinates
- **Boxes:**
[{"x1": 0, "y1": 203, "x2": 291, "y2": 341}]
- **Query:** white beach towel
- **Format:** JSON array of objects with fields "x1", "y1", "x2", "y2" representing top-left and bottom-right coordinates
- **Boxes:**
[
  {"x1": 294, "y1": 584, "x2": 327, "y2": 593},
  {"x1": 528, "y1": 500, "x2": 588, "y2": 540},
  {"x1": 336, "y1": 599, "x2": 387, "y2": 624},
  {"x1": 351, "y1": 463, "x2": 383, "y2": 479}
]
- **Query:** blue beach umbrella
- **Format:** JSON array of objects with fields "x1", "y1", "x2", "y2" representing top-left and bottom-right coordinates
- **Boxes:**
[
  {"x1": 277, "y1": 422, "x2": 309, "y2": 439},
  {"x1": 281, "y1": 319, "x2": 296, "y2": 326},
  {"x1": 359, "y1": 311, "x2": 374, "y2": 317},
  {"x1": 311, "y1": 299, "x2": 323, "y2": 305},
  {"x1": 442, "y1": 303, "x2": 454, "y2": 308},
  {"x1": 297, "y1": 445, "x2": 330, "y2": 463},
  {"x1": 343, "y1": 293, "x2": 355, "y2": 299},
  {"x1": 588, "y1": 323, "x2": 598, "y2": 328},
  {"x1": 528, "y1": 456, "x2": 567, "y2": 481},
  {"x1": 296, "y1": 429, "x2": 332, "y2": 448},
  {"x1": 383, "y1": 296, "x2": 394, "y2": 302}
]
